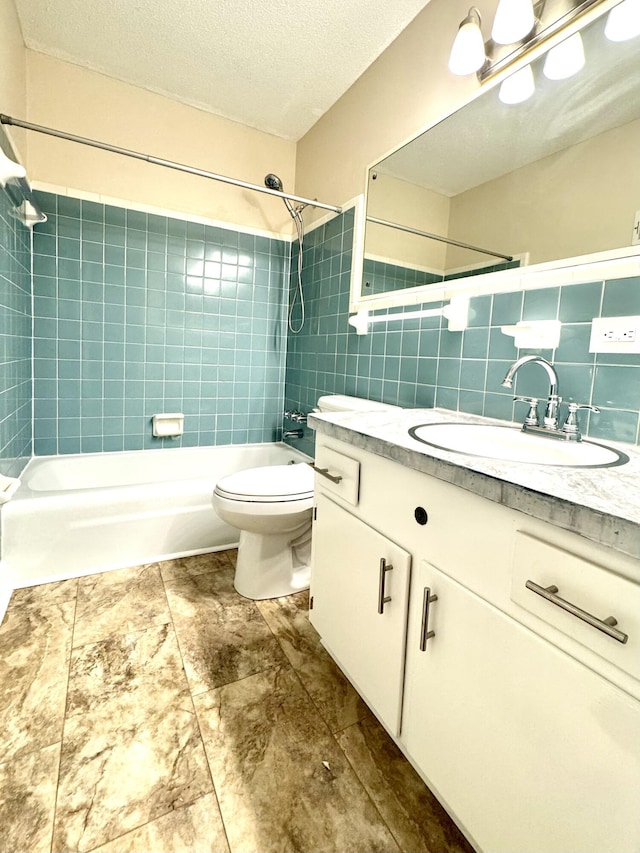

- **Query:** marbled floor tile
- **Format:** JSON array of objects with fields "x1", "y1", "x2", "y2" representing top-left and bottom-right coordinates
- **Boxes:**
[
  {"x1": 89, "y1": 793, "x2": 230, "y2": 853},
  {"x1": 0, "y1": 741, "x2": 61, "y2": 853},
  {"x1": 8, "y1": 577, "x2": 79, "y2": 610},
  {"x1": 164, "y1": 567, "x2": 287, "y2": 694},
  {"x1": 73, "y1": 563, "x2": 171, "y2": 647},
  {"x1": 258, "y1": 591, "x2": 369, "y2": 732},
  {"x1": 0, "y1": 600, "x2": 75, "y2": 763},
  {"x1": 53, "y1": 623, "x2": 212, "y2": 853},
  {"x1": 337, "y1": 712, "x2": 475, "y2": 853},
  {"x1": 158, "y1": 551, "x2": 234, "y2": 583},
  {"x1": 194, "y1": 665, "x2": 401, "y2": 853}
]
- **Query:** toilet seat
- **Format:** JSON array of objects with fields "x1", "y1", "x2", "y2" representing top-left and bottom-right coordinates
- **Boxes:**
[{"x1": 215, "y1": 463, "x2": 314, "y2": 503}]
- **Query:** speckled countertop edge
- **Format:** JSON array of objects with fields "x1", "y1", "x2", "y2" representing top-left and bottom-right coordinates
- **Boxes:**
[{"x1": 308, "y1": 408, "x2": 640, "y2": 561}]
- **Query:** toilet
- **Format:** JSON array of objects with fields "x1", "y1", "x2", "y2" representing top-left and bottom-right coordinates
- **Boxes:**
[{"x1": 212, "y1": 394, "x2": 399, "y2": 600}]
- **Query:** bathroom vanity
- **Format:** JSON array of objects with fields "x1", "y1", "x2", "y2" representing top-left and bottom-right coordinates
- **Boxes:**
[{"x1": 308, "y1": 408, "x2": 640, "y2": 853}]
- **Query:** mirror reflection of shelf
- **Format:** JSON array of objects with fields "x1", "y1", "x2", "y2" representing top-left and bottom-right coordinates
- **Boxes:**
[{"x1": 348, "y1": 295, "x2": 470, "y2": 336}]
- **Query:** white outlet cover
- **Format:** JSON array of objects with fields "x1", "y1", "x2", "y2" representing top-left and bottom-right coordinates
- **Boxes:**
[{"x1": 590, "y1": 315, "x2": 640, "y2": 353}]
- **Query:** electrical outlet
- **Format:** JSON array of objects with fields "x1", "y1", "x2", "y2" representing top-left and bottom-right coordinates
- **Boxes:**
[{"x1": 590, "y1": 316, "x2": 640, "y2": 353}]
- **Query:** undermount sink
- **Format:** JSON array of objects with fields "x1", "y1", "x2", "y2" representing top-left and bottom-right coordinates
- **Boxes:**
[{"x1": 409, "y1": 423, "x2": 629, "y2": 468}]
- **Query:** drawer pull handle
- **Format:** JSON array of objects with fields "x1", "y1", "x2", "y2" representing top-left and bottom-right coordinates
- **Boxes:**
[
  {"x1": 525, "y1": 580, "x2": 628, "y2": 645},
  {"x1": 310, "y1": 463, "x2": 343, "y2": 484},
  {"x1": 419, "y1": 586, "x2": 438, "y2": 650},
  {"x1": 378, "y1": 558, "x2": 393, "y2": 614}
]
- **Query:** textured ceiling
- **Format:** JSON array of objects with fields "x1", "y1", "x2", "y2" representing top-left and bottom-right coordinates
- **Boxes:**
[{"x1": 14, "y1": 0, "x2": 432, "y2": 141}]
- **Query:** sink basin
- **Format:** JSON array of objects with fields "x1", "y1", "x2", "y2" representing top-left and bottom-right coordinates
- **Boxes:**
[{"x1": 409, "y1": 423, "x2": 629, "y2": 468}]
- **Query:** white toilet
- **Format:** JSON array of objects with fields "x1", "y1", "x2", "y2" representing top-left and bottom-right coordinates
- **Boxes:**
[{"x1": 212, "y1": 394, "x2": 399, "y2": 600}]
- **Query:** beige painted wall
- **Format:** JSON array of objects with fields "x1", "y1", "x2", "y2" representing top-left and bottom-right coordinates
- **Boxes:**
[
  {"x1": 0, "y1": 0, "x2": 27, "y2": 158},
  {"x1": 446, "y1": 118, "x2": 640, "y2": 269},
  {"x1": 295, "y1": 0, "x2": 500, "y2": 217},
  {"x1": 25, "y1": 51, "x2": 297, "y2": 235},
  {"x1": 365, "y1": 172, "x2": 450, "y2": 271}
]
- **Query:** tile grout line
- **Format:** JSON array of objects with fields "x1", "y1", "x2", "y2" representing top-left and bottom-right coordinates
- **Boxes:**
[
  {"x1": 80, "y1": 792, "x2": 221, "y2": 853},
  {"x1": 158, "y1": 556, "x2": 233, "y2": 853},
  {"x1": 48, "y1": 577, "x2": 80, "y2": 853},
  {"x1": 253, "y1": 595, "x2": 402, "y2": 848},
  {"x1": 329, "y1": 723, "x2": 406, "y2": 853}
]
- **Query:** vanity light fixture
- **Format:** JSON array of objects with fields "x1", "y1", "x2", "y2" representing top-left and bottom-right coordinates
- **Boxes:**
[
  {"x1": 543, "y1": 31, "x2": 586, "y2": 78},
  {"x1": 448, "y1": 8, "x2": 486, "y2": 75},
  {"x1": 491, "y1": 0, "x2": 536, "y2": 44},
  {"x1": 604, "y1": 0, "x2": 640, "y2": 40},
  {"x1": 499, "y1": 63, "x2": 536, "y2": 102},
  {"x1": 448, "y1": 0, "x2": 608, "y2": 84}
]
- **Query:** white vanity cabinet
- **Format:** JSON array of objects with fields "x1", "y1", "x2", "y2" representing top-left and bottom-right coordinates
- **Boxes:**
[
  {"x1": 310, "y1": 492, "x2": 410, "y2": 735},
  {"x1": 310, "y1": 433, "x2": 640, "y2": 853},
  {"x1": 403, "y1": 559, "x2": 640, "y2": 853}
]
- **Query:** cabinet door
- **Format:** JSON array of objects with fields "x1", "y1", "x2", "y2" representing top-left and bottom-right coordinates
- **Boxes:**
[
  {"x1": 310, "y1": 493, "x2": 411, "y2": 735},
  {"x1": 402, "y1": 560, "x2": 640, "y2": 853}
]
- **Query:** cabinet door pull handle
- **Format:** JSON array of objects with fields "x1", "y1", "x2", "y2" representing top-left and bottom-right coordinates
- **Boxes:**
[
  {"x1": 419, "y1": 586, "x2": 438, "y2": 650},
  {"x1": 378, "y1": 558, "x2": 393, "y2": 614},
  {"x1": 310, "y1": 463, "x2": 342, "y2": 484},
  {"x1": 525, "y1": 580, "x2": 628, "y2": 645}
]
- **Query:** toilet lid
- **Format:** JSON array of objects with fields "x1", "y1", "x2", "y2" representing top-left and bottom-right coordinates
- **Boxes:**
[{"x1": 214, "y1": 463, "x2": 314, "y2": 502}]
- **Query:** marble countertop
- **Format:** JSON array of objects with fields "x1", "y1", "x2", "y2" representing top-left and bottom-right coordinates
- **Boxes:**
[{"x1": 308, "y1": 407, "x2": 640, "y2": 561}]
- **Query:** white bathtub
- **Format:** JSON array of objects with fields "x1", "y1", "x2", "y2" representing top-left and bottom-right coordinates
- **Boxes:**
[{"x1": 1, "y1": 443, "x2": 311, "y2": 589}]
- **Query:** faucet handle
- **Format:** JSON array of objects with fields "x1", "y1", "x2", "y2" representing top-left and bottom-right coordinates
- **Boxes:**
[
  {"x1": 561, "y1": 402, "x2": 600, "y2": 436},
  {"x1": 514, "y1": 396, "x2": 540, "y2": 426},
  {"x1": 284, "y1": 410, "x2": 307, "y2": 424}
]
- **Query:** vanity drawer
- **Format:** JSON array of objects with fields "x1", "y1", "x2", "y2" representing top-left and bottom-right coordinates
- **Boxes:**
[
  {"x1": 511, "y1": 530, "x2": 640, "y2": 684},
  {"x1": 313, "y1": 445, "x2": 361, "y2": 506}
]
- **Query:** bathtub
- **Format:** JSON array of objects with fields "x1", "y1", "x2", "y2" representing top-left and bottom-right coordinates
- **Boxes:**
[{"x1": 1, "y1": 443, "x2": 311, "y2": 589}]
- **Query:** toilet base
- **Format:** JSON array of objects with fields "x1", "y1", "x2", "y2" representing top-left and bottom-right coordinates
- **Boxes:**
[{"x1": 233, "y1": 522, "x2": 312, "y2": 600}]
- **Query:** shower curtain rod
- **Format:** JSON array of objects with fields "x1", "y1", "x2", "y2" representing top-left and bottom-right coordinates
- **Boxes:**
[
  {"x1": 0, "y1": 114, "x2": 343, "y2": 215},
  {"x1": 366, "y1": 215, "x2": 513, "y2": 262}
]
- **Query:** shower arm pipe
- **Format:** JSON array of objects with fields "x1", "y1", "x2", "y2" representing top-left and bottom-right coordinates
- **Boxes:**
[
  {"x1": 366, "y1": 215, "x2": 513, "y2": 262},
  {"x1": 0, "y1": 114, "x2": 343, "y2": 215}
]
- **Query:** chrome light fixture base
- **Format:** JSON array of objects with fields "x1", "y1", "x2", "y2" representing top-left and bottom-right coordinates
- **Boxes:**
[{"x1": 478, "y1": 0, "x2": 603, "y2": 81}]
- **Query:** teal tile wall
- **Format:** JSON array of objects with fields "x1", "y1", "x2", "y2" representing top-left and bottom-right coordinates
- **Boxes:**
[
  {"x1": 361, "y1": 256, "x2": 520, "y2": 295},
  {"x1": 0, "y1": 184, "x2": 32, "y2": 478},
  {"x1": 32, "y1": 192, "x2": 289, "y2": 454},
  {"x1": 362, "y1": 258, "x2": 442, "y2": 295},
  {"x1": 285, "y1": 212, "x2": 640, "y2": 456}
]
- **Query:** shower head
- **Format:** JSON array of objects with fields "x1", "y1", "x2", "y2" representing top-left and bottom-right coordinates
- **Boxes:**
[
  {"x1": 264, "y1": 173, "x2": 283, "y2": 192},
  {"x1": 264, "y1": 172, "x2": 297, "y2": 220}
]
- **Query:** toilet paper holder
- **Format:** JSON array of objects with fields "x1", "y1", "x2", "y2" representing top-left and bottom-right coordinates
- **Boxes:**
[{"x1": 152, "y1": 413, "x2": 184, "y2": 438}]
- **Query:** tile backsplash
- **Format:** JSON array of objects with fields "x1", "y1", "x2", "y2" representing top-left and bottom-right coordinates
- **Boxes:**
[
  {"x1": 0, "y1": 184, "x2": 32, "y2": 478},
  {"x1": 32, "y1": 192, "x2": 289, "y2": 454},
  {"x1": 285, "y1": 211, "x2": 640, "y2": 455}
]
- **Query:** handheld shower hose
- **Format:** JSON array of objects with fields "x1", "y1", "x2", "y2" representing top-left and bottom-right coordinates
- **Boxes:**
[{"x1": 264, "y1": 174, "x2": 305, "y2": 333}]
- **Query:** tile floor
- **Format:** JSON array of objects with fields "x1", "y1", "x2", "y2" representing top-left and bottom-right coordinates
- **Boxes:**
[{"x1": 0, "y1": 550, "x2": 474, "y2": 853}]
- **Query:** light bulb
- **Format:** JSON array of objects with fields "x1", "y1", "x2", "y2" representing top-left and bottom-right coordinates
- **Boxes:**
[
  {"x1": 499, "y1": 64, "x2": 535, "y2": 104},
  {"x1": 543, "y1": 32, "x2": 585, "y2": 80},
  {"x1": 605, "y1": 0, "x2": 640, "y2": 41},
  {"x1": 491, "y1": 0, "x2": 535, "y2": 45},
  {"x1": 449, "y1": 8, "x2": 486, "y2": 76}
]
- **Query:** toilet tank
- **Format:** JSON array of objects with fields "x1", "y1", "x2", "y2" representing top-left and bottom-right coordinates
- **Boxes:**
[{"x1": 316, "y1": 395, "x2": 400, "y2": 413}]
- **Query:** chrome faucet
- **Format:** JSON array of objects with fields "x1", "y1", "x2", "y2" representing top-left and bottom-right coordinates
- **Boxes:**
[{"x1": 502, "y1": 355, "x2": 561, "y2": 429}]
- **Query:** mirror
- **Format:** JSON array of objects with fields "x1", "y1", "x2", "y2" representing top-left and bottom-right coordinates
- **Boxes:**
[{"x1": 360, "y1": 6, "x2": 640, "y2": 305}]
